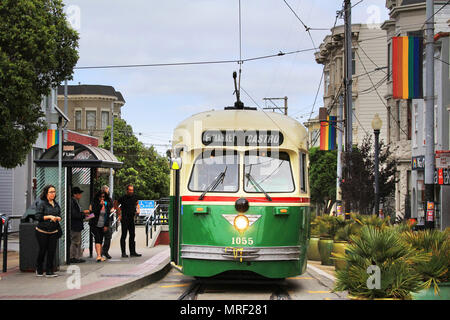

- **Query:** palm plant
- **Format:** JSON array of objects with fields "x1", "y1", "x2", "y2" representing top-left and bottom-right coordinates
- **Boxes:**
[
  {"x1": 401, "y1": 229, "x2": 450, "y2": 295},
  {"x1": 317, "y1": 215, "x2": 342, "y2": 239},
  {"x1": 334, "y1": 225, "x2": 429, "y2": 299}
]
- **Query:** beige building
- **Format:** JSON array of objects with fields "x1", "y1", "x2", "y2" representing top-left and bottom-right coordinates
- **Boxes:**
[
  {"x1": 381, "y1": 0, "x2": 450, "y2": 220},
  {"x1": 57, "y1": 85, "x2": 125, "y2": 145},
  {"x1": 315, "y1": 24, "x2": 388, "y2": 145}
]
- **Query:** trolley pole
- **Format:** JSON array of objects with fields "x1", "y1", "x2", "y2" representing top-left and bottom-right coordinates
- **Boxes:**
[
  {"x1": 344, "y1": 0, "x2": 353, "y2": 219},
  {"x1": 424, "y1": 0, "x2": 435, "y2": 229}
]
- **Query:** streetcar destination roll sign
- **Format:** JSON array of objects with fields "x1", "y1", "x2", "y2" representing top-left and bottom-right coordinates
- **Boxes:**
[{"x1": 202, "y1": 130, "x2": 284, "y2": 146}]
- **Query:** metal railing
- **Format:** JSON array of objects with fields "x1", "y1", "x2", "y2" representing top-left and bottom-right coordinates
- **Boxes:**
[
  {"x1": 145, "y1": 202, "x2": 169, "y2": 247},
  {"x1": 1, "y1": 214, "x2": 22, "y2": 273}
]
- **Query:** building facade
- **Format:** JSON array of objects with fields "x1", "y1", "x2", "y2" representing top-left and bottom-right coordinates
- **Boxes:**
[
  {"x1": 382, "y1": 0, "x2": 450, "y2": 226},
  {"x1": 315, "y1": 24, "x2": 389, "y2": 145},
  {"x1": 57, "y1": 85, "x2": 125, "y2": 145}
]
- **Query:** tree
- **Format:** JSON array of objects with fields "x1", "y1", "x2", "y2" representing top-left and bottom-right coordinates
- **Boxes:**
[
  {"x1": 341, "y1": 135, "x2": 397, "y2": 215},
  {"x1": 309, "y1": 147, "x2": 337, "y2": 213},
  {"x1": 100, "y1": 118, "x2": 170, "y2": 201},
  {"x1": 0, "y1": 0, "x2": 79, "y2": 168}
]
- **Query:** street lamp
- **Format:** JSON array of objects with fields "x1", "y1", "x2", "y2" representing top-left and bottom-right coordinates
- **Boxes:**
[{"x1": 372, "y1": 114, "x2": 382, "y2": 217}]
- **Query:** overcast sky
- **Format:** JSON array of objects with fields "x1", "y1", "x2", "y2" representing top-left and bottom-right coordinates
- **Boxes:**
[{"x1": 62, "y1": 0, "x2": 389, "y2": 154}]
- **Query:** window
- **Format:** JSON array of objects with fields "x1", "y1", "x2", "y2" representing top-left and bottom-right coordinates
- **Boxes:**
[
  {"x1": 413, "y1": 103, "x2": 418, "y2": 148},
  {"x1": 75, "y1": 110, "x2": 81, "y2": 130},
  {"x1": 387, "y1": 43, "x2": 392, "y2": 81},
  {"x1": 101, "y1": 111, "x2": 110, "y2": 130},
  {"x1": 244, "y1": 151, "x2": 294, "y2": 193},
  {"x1": 188, "y1": 150, "x2": 239, "y2": 193},
  {"x1": 300, "y1": 152, "x2": 307, "y2": 193},
  {"x1": 352, "y1": 51, "x2": 356, "y2": 75},
  {"x1": 324, "y1": 71, "x2": 330, "y2": 95},
  {"x1": 86, "y1": 111, "x2": 96, "y2": 130}
]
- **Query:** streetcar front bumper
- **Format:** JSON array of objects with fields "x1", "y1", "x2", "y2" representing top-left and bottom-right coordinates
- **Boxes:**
[{"x1": 181, "y1": 245, "x2": 301, "y2": 262}]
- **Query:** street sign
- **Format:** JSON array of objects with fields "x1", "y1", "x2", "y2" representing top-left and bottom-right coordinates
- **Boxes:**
[
  {"x1": 435, "y1": 168, "x2": 450, "y2": 185},
  {"x1": 412, "y1": 156, "x2": 425, "y2": 170},
  {"x1": 138, "y1": 200, "x2": 155, "y2": 216},
  {"x1": 436, "y1": 150, "x2": 450, "y2": 169}
]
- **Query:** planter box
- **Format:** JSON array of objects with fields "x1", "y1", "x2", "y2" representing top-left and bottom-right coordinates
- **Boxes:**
[{"x1": 411, "y1": 282, "x2": 450, "y2": 300}]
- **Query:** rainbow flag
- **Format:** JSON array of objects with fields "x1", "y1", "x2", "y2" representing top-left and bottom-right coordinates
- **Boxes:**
[
  {"x1": 320, "y1": 116, "x2": 336, "y2": 151},
  {"x1": 46, "y1": 129, "x2": 59, "y2": 149},
  {"x1": 392, "y1": 36, "x2": 423, "y2": 99}
]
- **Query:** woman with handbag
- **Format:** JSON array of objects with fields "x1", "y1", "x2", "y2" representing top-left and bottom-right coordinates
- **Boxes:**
[
  {"x1": 35, "y1": 185, "x2": 62, "y2": 277},
  {"x1": 90, "y1": 191, "x2": 113, "y2": 262}
]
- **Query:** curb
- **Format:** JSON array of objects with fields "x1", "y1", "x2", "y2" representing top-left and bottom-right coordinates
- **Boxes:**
[{"x1": 76, "y1": 257, "x2": 172, "y2": 300}]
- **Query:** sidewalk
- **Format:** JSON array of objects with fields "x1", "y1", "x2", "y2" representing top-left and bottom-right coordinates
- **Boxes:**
[{"x1": 0, "y1": 226, "x2": 171, "y2": 300}]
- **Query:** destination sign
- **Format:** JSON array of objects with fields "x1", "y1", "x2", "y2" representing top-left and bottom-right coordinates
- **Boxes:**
[{"x1": 202, "y1": 130, "x2": 284, "y2": 147}]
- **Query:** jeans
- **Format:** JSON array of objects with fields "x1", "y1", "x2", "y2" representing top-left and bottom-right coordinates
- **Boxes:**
[{"x1": 35, "y1": 230, "x2": 58, "y2": 273}]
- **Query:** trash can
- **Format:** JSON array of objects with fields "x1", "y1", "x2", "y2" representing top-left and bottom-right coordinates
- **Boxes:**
[{"x1": 19, "y1": 208, "x2": 59, "y2": 272}]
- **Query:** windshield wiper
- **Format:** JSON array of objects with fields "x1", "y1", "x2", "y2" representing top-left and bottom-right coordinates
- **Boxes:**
[
  {"x1": 199, "y1": 166, "x2": 228, "y2": 200},
  {"x1": 245, "y1": 173, "x2": 272, "y2": 201}
]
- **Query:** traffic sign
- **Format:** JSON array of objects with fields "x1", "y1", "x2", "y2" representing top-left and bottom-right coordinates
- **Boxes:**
[{"x1": 139, "y1": 200, "x2": 156, "y2": 216}]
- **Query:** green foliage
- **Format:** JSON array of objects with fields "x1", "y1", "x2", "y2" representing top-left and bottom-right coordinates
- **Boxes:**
[
  {"x1": 341, "y1": 135, "x2": 397, "y2": 214},
  {"x1": 401, "y1": 229, "x2": 450, "y2": 294},
  {"x1": 0, "y1": 0, "x2": 79, "y2": 168},
  {"x1": 309, "y1": 147, "x2": 337, "y2": 210},
  {"x1": 100, "y1": 118, "x2": 170, "y2": 201},
  {"x1": 314, "y1": 215, "x2": 345, "y2": 239},
  {"x1": 334, "y1": 226, "x2": 429, "y2": 299}
]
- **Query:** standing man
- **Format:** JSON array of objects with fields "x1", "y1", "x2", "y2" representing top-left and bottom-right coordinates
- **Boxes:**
[
  {"x1": 101, "y1": 185, "x2": 113, "y2": 259},
  {"x1": 70, "y1": 187, "x2": 90, "y2": 263},
  {"x1": 118, "y1": 185, "x2": 141, "y2": 257}
]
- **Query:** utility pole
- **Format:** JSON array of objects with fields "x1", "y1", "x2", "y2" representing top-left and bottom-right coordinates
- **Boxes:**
[
  {"x1": 343, "y1": 0, "x2": 353, "y2": 219},
  {"x1": 109, "y1": 101, "x2": 114, "y2": 199},
  {"x1": 263, "y1": 97, "x2": 288, "y2": 115},
  {"x1": 424, "y1": 0, "x2": 435, "y2": 229},
  {"x1": 64, "y1": 80, "x2": 68, "y2": 141},
  {"x1": 336, "y1": 95, "x2": 344, "y2": 217}
]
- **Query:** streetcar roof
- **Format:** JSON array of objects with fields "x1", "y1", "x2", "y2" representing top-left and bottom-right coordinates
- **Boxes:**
[{"x1": 172, "y1": 109, "x2": 307, "y2": 151}]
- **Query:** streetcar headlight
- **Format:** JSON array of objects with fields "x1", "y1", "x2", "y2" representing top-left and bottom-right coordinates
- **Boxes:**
[{"x1": 234, "y1": 215, "x2": 249, "y2": 231}]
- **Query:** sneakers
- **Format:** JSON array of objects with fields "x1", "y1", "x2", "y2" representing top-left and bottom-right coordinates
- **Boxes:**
[
  {"x1": 45, "y1": 271, "x2": 58, "y2": 278},
  {"x1": 36, "y1": 270, "x2": 44, "y2": 277}
]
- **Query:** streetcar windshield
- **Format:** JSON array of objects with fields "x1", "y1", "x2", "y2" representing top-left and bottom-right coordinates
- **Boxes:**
[
  {"x1": 244, "y1": 151, "x2": 294, "y2": 193},
  {"x1": 188, "y1": 150, "x2": 239, "y2": 193}
]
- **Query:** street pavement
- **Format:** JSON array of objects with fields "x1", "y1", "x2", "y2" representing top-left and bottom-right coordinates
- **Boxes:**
[
  {"x1": 1, "y1": 226, "x2": 344, "y2": 300},
  {"x1": 0, "y1": 226, "x2": 170, "y2": 300}
]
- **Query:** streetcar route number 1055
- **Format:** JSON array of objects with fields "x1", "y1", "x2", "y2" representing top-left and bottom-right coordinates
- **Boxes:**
[{"x1": 232, "y1": 237, "x2": 254, "y2": 245}]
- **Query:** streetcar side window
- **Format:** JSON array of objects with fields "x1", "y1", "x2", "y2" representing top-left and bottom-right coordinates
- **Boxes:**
[
  {"x1": 244, "y1": 151, "x2": 295, "y2": 193},
  {"x1": 300, "y1": 152, "x2": 307, "y2": 193},
  {"x1": 188, "y1": 150, "x2": 239, "y2": 193}
]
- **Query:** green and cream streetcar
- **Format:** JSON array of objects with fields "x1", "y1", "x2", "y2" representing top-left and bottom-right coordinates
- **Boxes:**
[{"x1": 168, "y1": 102, "x2": 311, "y2": 279}]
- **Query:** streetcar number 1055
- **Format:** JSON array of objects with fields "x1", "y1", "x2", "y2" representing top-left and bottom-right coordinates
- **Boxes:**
[{"x1": 232, "y1": 237, "x2": 254, "y2": 245}]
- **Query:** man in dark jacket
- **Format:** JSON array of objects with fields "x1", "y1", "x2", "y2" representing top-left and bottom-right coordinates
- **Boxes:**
[
  {"x1": 118, "y1": 185, "x2": 141, "y2": 258},
  {"x1": 70, "y1": 187, "x2": 89, "y2": 263}
]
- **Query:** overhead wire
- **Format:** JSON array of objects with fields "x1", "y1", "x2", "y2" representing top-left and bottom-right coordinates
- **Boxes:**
[{"x1": 354, "y1": 49, "x2": 409, "y2": 137}]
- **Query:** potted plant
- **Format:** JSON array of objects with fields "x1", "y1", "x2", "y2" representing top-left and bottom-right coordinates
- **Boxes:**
[
  {"x1": 333, "y1": 225, "x2": 429, "y2": 299},
  {"x1": 317, "y1": 215, "x2": 339, "y2": 266},
  {"x1": 307, "y1": 218, "x2": 321, "y2": 261},
  {"x1": 402, "y1": 229, "x2": 450, "y2": 300},
  {"x1": 332, "y1": 221, "x2": 361, "y2": 271}
]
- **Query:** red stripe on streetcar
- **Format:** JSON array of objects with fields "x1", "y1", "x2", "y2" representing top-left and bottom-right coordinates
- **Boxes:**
[{"x1": 181, "y1": 196, "x2": 310, "y2": 203}]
